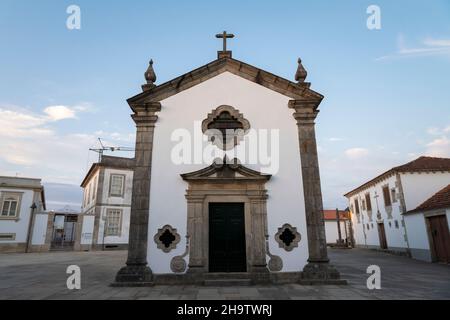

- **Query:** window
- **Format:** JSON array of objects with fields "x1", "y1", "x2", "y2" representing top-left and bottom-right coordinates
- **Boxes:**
[
  {"x1": 391, "y1": 188, "x2": 397, "y2": 203},
  {"x1": 1, "y1": 193, "x2": 22, "y2": 218},
  {"x1": 0, "y1": 233, "x2": 16, "y2": 240},
  {"x1": 109, "y1": 174, "x2": 125, "y2": 197},
  {"x1": 92, "y1": 176, "x2": 97, "y2": 201},
  {"x1": 354, "y1": 199, "x2": 360, "y2": 214},
  {"x1": 394, "y1": 220, "x2": 399, "y2": 229},
  {"x1": 382, "y1": 185, "x2": 392, "y2": 207},
  {"x1": 365, "y1": 193, "x2": 372, "y2": 211},
  {"x1": 105, "y1": 209, "x2": 122, "y2": 236},
  {"x1": 362, "y1": 199, "x2": 366, "y2": 211},
  {"x1": 86, "y1": 186, "x2": 91, "y2": 205}
]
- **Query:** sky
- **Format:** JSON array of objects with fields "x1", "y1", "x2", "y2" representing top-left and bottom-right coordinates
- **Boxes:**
[{"x1": 0, "y1": 0, "x2": 449, "y2": 210}]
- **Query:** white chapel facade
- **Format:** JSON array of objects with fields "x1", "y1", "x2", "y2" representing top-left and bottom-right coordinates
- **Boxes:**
[{"x1": 113, "y1": 34, "x2": 343, "y2": 285}]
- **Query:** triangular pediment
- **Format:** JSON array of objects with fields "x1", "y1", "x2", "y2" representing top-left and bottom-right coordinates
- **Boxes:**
[
  {"x1": 128, "y1": 57, "x2": 323, "y2": 108},
  {"x1": 181, "y1": 159, "x2": 271, "y2": 182}
]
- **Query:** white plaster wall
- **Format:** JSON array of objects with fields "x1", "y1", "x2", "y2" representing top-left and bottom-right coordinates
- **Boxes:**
[
  {"x1": 404, "y1": 213, "x2": 429, "y2": 250},
  {"x1": 348, "y1": 174, "x2": 408, "y2": 250},
  {"x1": 324, "y1": 221, "x2": 347, "y2": 244},
  {"x1": 80, "y1": 215, "x2": 95, "y2": 245},
  {"x1": 31, "y1": 213, "x2": 48, "y2": 245},
  {"x1": 0, "y1": 188, "x2": 34, "y2": 243},
  {"x1": 148, "y1": 72, "x2": 308, "y2": 273},
  {"x1": 400, "y1": 172, "x2": 450, "y2": 211}
]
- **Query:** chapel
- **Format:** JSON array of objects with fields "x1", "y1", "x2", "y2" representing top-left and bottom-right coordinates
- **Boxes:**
[{"x1": 113, "y1": 32, "x2": 344, "y2": 285}]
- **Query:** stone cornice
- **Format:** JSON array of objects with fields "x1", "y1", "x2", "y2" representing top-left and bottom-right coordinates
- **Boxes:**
[
  {"x1": 130, "y1": 102, "x2": 161, "y2": 125},
  {"x1": 288, "y1": 99, "x2": 321, "y2": 124},
  {"x1": 127, "y1": 57, "x2": 324, "y2": 107},
  {"x1": 181, "y1": 159, "x2": 271, "y2": 183}
]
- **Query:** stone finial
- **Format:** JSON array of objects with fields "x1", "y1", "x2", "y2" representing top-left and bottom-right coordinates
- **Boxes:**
[
  {"x1": 295, "y1": 58, "x2": 307, "y2": 83},
  {"x1": 142, "y1": 59, "x2": 156, "y2": 91}
]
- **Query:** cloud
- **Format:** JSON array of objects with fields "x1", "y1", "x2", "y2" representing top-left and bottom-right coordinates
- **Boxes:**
[
  {"x1": 0, "y1": 104, "x2": 135, "y2": 184},
  {"x1": 329, "y1": 137, "x2": 344, "y2": 142},
  {"x1": 376, "y1": 34, "x2": 450, "y2": 61},
  {"x1": 425, "y1": 136, "x2": 450, "y2": 157},
  {"x1": 344, "y1": 148, "x2": 369, "y2": 159},
  {"x1": 44, "y1": 105, "x2": 77, "y2": 121}
]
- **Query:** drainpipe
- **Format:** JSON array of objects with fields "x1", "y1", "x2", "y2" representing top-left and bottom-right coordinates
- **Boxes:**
[{"x1": 25, "y1": 202, "x2": 37, "y2": 253}]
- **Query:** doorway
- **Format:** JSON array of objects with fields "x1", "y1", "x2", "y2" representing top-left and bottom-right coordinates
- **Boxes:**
[
  {"x1": 209, "y1": 203, "x2": 246, "y2": 272},
  {"x1": 427, "y1": 215, "x2": 450, "y2": 263},
  {"x1": 377, "y1": 222, "x2": 388, "y2": 249}
]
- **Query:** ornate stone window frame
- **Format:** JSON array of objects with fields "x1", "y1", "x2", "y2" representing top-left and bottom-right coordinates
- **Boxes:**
[
  {"x1": 274, "y1": 223, "x2": 301, "y2": 252},
  {"x1": 154, "y1": 224, "x2": 181, "y2": 253},
  {"x1": 201, "y1": 105, "x2": 250, "y2": 150}
]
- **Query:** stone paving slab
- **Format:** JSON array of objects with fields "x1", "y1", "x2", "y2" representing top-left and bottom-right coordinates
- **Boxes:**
[{"x1": 0, "y1": 248, "x2": 448, "y2": 300}]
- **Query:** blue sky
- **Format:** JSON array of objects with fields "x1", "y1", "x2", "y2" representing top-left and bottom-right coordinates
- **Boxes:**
[{"x1": 0, "y1": 0, "x2": 449, "y2": 210}]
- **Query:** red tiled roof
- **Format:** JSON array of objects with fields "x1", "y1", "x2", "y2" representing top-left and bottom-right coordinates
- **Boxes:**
[
  {"x1": 407, "y1": 184, "x2": 450, "y2": 214},
  {"x1": 393, "y1": 156, "x2": 450, "y2": 172},
  {"x1": 344, "y1": 156, "x2": 450, "y2": 197},
  {"x1": 323, "y1": 210, "x2": 349, "y2": 220}
]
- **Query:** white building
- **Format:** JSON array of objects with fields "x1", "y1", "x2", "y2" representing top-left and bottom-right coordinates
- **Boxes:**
[
  {"x1": 403, "y1": 184, "x2": 450, "y2": 263},
  {"x1": 0, "y1": 176, "x2": 47, "y2": 252},
  {"x1": 112, "y1": 42, "x2": 344, "y2": 285},
  {"x1": 80, "y1": 155, "x2": 134, "y2": 250},
  {"x1": 323, "y1": 209, "x2": 352, "y2": 246},
  {"x1": 345, "y1": 156, "x2": 450, "y2": 257}
]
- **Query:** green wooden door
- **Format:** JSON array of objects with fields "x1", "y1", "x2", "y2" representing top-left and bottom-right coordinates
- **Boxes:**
[{"x1": 209, "y1": 203, "x2": 246, "y2": 272}]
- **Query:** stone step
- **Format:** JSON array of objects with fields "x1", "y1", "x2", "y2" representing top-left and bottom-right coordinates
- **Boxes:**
[
  {"x1": 203, "y1": 279, "x2": 252, "y2": 287},
  {"x1": 204, "y1": 272, "x2": 253, "y2": 280}
]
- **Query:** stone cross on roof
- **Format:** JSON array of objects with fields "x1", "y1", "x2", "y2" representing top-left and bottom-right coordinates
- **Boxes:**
[{"x1": 216, "y1": 31, "x2": 234, "y2": 59}]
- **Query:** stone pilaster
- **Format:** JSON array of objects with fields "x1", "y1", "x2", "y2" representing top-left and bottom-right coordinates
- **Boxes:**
[
  {"x1": 249, "y1": 194, "x2": 269, "y2": 273},
  {"x1": 114, "y1": 102, "x2": 161, "y2": 285},
  {"x1": 289, "y1": 100, "x2": 344, "y2": 284}
]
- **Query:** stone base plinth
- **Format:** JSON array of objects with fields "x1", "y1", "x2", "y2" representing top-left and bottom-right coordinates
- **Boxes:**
[
  {"x1": 113, "y1": 264, "x2": 153, "y2": 286},
  {"x1": 300, "y1": 261, "x2": 347, "y2": 285}
]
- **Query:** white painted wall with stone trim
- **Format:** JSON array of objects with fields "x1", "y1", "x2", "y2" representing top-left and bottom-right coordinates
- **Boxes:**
[
  {"x1": 95, "y1": 168, "x2": 133, "y2": 245},
  {"x1": 348, "y1": 174, "x2": 408, "y2": 251},
  {"x1": 148, "y1": 72, "x2": 308, "y2": 273},
  {"x1": 349, "y1": 171, "x2": 450, "y2": 253}
]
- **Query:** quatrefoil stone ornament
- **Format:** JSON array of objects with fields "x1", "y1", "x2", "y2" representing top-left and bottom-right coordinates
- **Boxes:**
[
  {"x1": 154, "y1": 225, "x2": 181, "y2": 253},
  {"x1": 274, "y1": 223, "x2": 301, "y2": 252}
]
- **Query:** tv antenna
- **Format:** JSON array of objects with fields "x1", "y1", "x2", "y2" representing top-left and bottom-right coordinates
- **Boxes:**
[{"x1": 89, "y1": 138, "x2": 134, "y2": 162}]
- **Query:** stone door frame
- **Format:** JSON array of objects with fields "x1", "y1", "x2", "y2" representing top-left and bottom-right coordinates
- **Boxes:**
[{"x1": 181, "y1": 162, "x2": 271, "y2": 275}]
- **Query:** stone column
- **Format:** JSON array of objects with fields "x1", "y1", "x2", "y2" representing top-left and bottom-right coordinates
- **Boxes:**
[
  {"x1": 114, "y1": 102, "x2": 161, "y2": 284},
  {"x1": 289, "y1": 100, "x2": 342, "y2": 283}
]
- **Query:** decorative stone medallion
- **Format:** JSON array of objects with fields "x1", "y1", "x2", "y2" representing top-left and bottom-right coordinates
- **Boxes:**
[
  {"x1": 201, "y1": 105, "x2": 250, "y2": 150},
  {"x1": 274, "y1": 223, "x2": 301, "y2": 252},
  {"x1": 154, "y1": 225, "x2": 181, "y2": 253}
]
